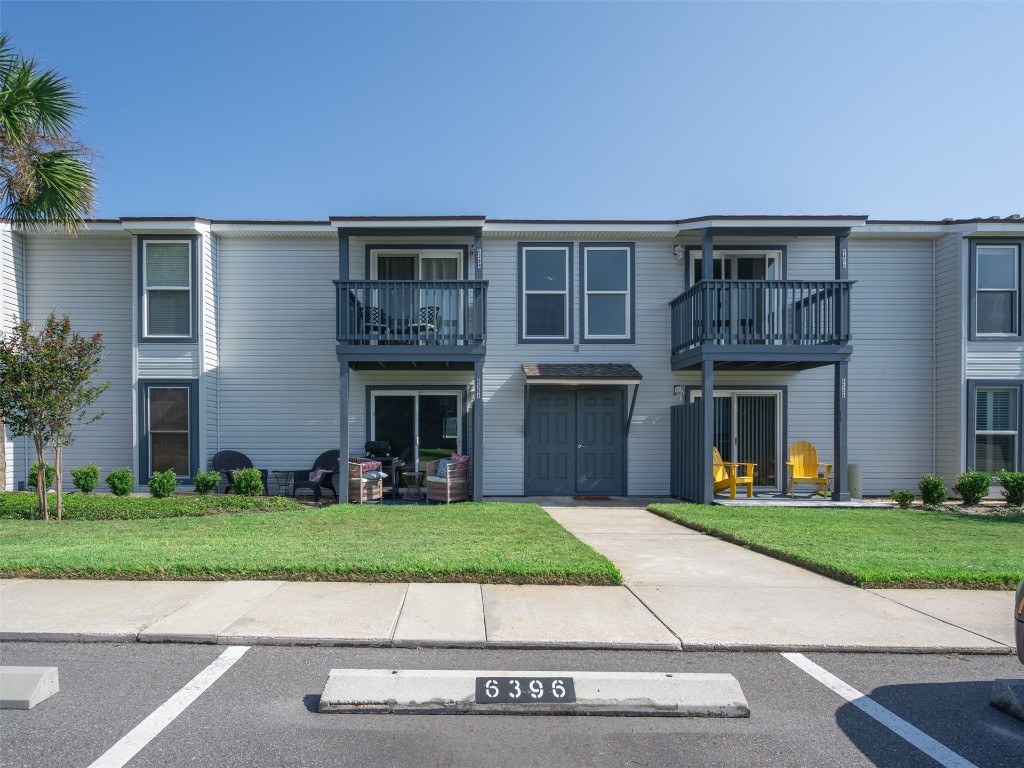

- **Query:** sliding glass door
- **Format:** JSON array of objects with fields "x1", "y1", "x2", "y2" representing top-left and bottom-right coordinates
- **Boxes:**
[
  {"x1": 371, "y1": 391, "x2": 461, "y2": 470},
  {"x1": 692, "y1": 390, "x2": 781, "y2": 488}
]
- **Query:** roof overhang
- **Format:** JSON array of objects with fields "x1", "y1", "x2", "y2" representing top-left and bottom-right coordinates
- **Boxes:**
[
  {"x1": 332, "y1": 216, "x2": 485, "y2": 238},
  {"x1": 522, "y1": 363, "x2": 643, "y2": 384},
  {"x1": 676, "y1": 215, "x2": 868, "y2": 238}
]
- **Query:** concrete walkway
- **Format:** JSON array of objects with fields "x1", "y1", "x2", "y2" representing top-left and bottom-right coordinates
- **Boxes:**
[{"x1": 0, "y1": 502, "x2": 1015, "y2": 653}]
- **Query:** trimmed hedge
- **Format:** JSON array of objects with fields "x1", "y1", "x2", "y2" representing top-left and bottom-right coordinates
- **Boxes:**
[{"x1": 0, "y1": 492, "x2": 302, "y2": 521}]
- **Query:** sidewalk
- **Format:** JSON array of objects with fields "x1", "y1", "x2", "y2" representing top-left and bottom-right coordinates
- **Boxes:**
[{"x1": 0, "y1": 502, "x2": 1015, "y2": 653}]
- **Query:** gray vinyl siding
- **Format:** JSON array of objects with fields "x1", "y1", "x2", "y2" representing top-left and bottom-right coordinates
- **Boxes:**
[
  {"x1": 966, "y1": 342, "x2": 1024, "y2": 377},
  {"x1": 1, "y1": 228, "x2": 25, "y2": 489},
  {"x1": 215, "y1": 236, "x2": 340, "y2": 473},
  {"x1": 137, "y1": 346, "x2": 200, "y2": 377},
  {"x1": 844, "y1": 237, "x2": 936, "y2": 493},
  {"x1": 202, "y1": 233, "x2": 219, "y2": 460},
  {"x1": 480, "y1": 237, "x2": 682, "y2": 496},
  {"x1": 934, "y1": 233, "x2": 965, "y2": 481},
  {"x1": 21, "y1": 235, "x2": 134, "y2": 489}
]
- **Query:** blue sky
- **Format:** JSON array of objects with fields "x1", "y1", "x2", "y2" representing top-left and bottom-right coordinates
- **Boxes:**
[{"x1": 5, "y1": 1, "x2": 1023, "y2": 220}]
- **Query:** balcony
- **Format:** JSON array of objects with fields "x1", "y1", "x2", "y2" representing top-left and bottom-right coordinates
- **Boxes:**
[
  {"x1": 335, "y1": 279, "x2": 487, "y2": 367},
  {"x1": 670, "y1": 279, "x2": 853, "y2": 371}
]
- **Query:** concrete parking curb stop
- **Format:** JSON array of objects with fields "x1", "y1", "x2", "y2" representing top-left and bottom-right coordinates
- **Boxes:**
[
  {"x1": 318, "y1": 669, "x2": 750, "y2": 717},
  {"x1": 0, "y1": 666, "x2": 59, "y2": 709}
]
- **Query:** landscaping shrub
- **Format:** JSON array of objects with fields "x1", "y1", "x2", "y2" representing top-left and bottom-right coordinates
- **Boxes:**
[
  {"x1": 148, "y1": 469, "x2": 177, "y2": 498},
  {"x1": 998, "y1": 469, "x2": 1024, "y2": 508},
  {"x1": 231, "y1": 467, "x2": 264, "y2": 496},
  {"x1": 918, "y1": 473, "x2": 948, "y2": 506},
  {"x1": 953, "y1": 470, "x2": 992, "y2": 505},
  {"x1": 70, "y1": 463, "x2": 100, "y2": 494},
  {"x1": 890, "y1": 490, "x2": 915, "y2": 509},
  {"x1": 0, "y1": 492, "x2": 300, "y2": 520},
  {"x1": 27, "y1": 462, "x2": 55, "y2": 489},
  {"x1": 106, "y1": 467, "x2": 135, "y2": 497},
  {"x1": 193, "y1": 470, "x2": 221, "y2": 495}
]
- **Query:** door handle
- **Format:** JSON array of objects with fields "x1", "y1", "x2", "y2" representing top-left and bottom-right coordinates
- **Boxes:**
[{"x1": 577, "y1": 444, "x2": 584, "y2": 449}]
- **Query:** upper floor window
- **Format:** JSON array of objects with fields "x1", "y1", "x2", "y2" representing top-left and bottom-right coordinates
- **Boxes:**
[
  {"x1": 581, "y1": 243, "x2": 633, "y2": 342},
  {"x1": 974, "y1": 243, "x2": 1020, "y2": 337},
  {"x1": 141, "y1": 237, "x2": 196, "y2": 341},
  {"x1": 519, "y1": 243, "x2": 572, "y2": 343}
]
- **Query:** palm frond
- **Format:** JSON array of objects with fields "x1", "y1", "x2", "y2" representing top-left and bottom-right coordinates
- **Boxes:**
[{"x1": 1, "y1": 149, "x2": 95, "y2": 230}]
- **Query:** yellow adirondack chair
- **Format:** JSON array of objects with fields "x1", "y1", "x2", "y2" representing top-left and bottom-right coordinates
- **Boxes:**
[
  {"x1": 712, "y1": 446, "x2": 756, "y2": 499},
  {"x1": 786, "y1": 441, "x2": 832, "y2": 496}
]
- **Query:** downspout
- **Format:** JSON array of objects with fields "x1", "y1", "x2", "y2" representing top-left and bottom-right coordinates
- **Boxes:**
[
  {"x1": 931, "y1": 237, "x2": 936, "y2": 473},
  {"x1": 215, "y1": 234, "x2": 221, "y2": 454}
]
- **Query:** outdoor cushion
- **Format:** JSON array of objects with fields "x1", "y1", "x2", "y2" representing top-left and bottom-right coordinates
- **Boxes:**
[
  {"x1": 359, "y1": 460, "x2": 382, "y2": 472},
  {"x1": 435, "y1": 458, "x2": 451, "y2": 478},
  {"x1": 362, "y1": 470, "x2": 387, "y2": 481},
  {"x1": 310, "y1": 468, "x2": 329, "y2": 482},
  {"x1": 450, "y1": 453, "x2": 470, "y2": 464}
]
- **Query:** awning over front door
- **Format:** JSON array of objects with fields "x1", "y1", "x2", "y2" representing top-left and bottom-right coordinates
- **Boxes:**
[{"x1": 521, "y1": 362, "x2": 643, "y2": 385}]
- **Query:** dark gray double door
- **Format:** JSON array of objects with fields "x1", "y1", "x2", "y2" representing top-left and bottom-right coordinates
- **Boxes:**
[{"x1": 526, "y1": 387, "x2": 624, "y2": 495}]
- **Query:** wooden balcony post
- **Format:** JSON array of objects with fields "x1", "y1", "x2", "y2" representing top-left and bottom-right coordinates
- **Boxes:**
[
  {"x1": 701, "y1": 360, "x2": 715, "y2": 505},
  {"x1": 832, "y1": 358, "x2": 850, "y2": 501}
]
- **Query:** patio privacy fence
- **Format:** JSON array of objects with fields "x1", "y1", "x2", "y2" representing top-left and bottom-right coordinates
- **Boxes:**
[{"x1": 670, "y1": 401, "x2": 705, "y2": 502}]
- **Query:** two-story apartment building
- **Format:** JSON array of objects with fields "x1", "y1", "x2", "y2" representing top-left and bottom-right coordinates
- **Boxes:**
[{"x1": 1, "y1": 214, "x2": 1021, "y2": 502}]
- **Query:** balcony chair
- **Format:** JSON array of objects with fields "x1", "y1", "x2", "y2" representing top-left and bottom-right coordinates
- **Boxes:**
[
  {"x1": 348, "y1": 460, "x2": 384, "y2": 503},
  {"x1": 786, "y1": 441, "x2": 832, "y2": 497},
  {"x1": 363, "y1": 305, "x2": 390, "y2": 342},
  {"x1": 211, "y1": 450, "x2": 269, "y2": 495},
  {"x1": 424, "y1": 454, "x2": 470, "y2": 503},
  {"x1": 363, "y1": 441, "x2": 404, "y2": 499},
  {"x1": 408, "y1": 305, "x2": 440, "y2": 341},
  {"x1": 292, "y1": 449, "x2": 340, "y2": 503},
  {"x1": 712, "y1": 446, "x2": 755, "y2": 500}
]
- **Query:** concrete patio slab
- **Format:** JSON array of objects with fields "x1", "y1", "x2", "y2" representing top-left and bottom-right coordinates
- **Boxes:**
[
  {"x1": 631, "y1": 585, "x2": 1012, "y2": 653},
  {"x1": 139, "y1": 580, "x2": 285, "y2": 643},
  {"x1": 872, "y1": 589, "x2": 1016, "y2": 647},
  {"x1": 0, "y1": 580, "x2": 216, "y2": 641},
  {"x1": 392, "y1": 583, "x2": 485, "y2": 647},
  {"x1": 319, "y1": 668, "x2": 748, "y2": 717},
  {"x1": 0, "y1": 666, "x2": 59, "y2": 710},
  {"x1": 219, "y1": 582, "x2": 407, "y2": 645},
  {"x1": 481, "y1": 585, "x2": 680, "y2": 650}
]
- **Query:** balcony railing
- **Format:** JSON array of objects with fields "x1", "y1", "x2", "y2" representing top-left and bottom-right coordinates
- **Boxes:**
[
  {"x1": 670, "y1": 279, "x2": 853, "y2": 355},
  {"x1": 336, "y1": 279, "x2": 487, "y2": 347}
]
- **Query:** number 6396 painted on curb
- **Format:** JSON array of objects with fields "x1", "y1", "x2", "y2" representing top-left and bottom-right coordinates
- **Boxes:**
[{"x1": 475, "y1": 676, "x2": 577, "y2": 703}]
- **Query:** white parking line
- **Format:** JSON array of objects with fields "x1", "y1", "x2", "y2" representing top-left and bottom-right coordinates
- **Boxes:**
[
  {"x1": 782, "y1": 652, "x2": 978, "y2": 768},
  {"x1": 87, "y1": 645, "x2": 250, "y2": 768}
]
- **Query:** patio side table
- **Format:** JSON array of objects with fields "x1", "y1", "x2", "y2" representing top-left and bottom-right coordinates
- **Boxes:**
[
  {"x1": 402, "y1": 470, "x2": 425, "y2": 502},
  {"x1": 272, "y1": 470, "x2": 294, "y2": 497}
]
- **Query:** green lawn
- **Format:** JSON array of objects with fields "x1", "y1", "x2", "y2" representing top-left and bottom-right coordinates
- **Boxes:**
[
  {"x1": 0, "y1": 502, "x2": 621, "y2": 585},
  {"x1": 648, "y1": 503, "x2": 1024, "y2": 588}
]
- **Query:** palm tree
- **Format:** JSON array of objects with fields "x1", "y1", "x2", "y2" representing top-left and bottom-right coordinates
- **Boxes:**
[
  {"x1": 0, "y1": 33, "x2": 95, "y2": 231},
  {"x1": 0, "y1": 34, "x2": 96, "y2": 490}
]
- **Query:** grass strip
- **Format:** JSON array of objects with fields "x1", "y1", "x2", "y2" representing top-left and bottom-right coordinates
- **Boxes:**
[
  {"x1": 0, "y1": 502, "x2": 622, "y2": 585},
  {"x1": 648, "y1": 502, "x2": 1023, "y2": 589}
]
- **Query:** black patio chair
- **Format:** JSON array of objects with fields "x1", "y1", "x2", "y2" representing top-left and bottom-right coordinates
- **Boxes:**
[
  {"x1": 211, "y1": 450, "x2": 269, "y2": 495},
  {"x1": 292, "y1": 449, "x2": 341, "y2": 503}
]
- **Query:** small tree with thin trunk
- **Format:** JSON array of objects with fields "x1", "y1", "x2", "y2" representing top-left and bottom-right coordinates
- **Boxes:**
[{"x1": 0, "y1": 313, "x2": 108, "y2": 519}]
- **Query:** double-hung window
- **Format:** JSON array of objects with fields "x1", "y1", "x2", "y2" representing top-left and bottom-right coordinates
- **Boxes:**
[
  {"x1": 142, "y1": 238, "x2": 195, "y2": 340},
  {"x1": 973, "y1": 242, "x2": 1021, "y2": 337},
  {"x1": 970, "y1": 383, "x2": 1021, "y2": 473},
  {"x1": 519, "y1": 244, "x2": 572, "y2": 342},
  {"x1": 141, "y1": 381, "x2": 198, "y2": 480},
  {"x1": 581, "y1": 243, "x2": 633, "y2": 342}
]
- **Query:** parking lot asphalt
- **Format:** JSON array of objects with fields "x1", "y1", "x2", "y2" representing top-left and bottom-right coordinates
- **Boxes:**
[{"x1": 2, "y1": 642, "x2": 1022, "y2": 768}]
